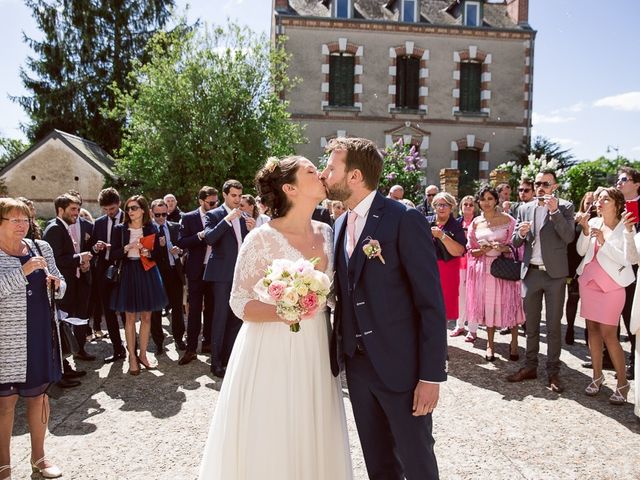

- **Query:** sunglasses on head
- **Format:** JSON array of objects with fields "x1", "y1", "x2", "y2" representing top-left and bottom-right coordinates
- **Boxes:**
[
  {"x1": 154, "y1": 212, "x2": 168, "y2": 218},
  {"x1": 126, "y1": 205, "x2": 141, "y2": 212},
  {"x1": 518, "y1": 188, "x2": 532, "y2": 193},
  {"x1": 534, "y1": 181, "x2": 554, "y2": 188}
]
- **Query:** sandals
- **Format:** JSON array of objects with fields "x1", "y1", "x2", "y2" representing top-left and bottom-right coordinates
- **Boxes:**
[
  {"x1": 584, "y1": 375, "x2": 604, "y2": 396},
  {"x1": 464, "y1": 332, "x2": 477, "y2": 343},
  {"x1": 449, "y1": 327, "x2": 467, "y2": 337},
  {"x1": 609, "y1": 383, "x2": 630, "y2": 405},
  {"x1": 31, "y1": 456, "x2": 62, "y2": 479}
]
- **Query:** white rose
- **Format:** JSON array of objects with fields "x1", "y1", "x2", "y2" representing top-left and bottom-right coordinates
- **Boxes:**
[{"x1": 280, "y1": 287, "x2": 299, "y2": 308}]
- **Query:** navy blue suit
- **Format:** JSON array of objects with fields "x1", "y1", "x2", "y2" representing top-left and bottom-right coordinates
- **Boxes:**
[
  {"x1": 176, "y1": 208, "x2": 214, "y2": 352},
  {"x1": 331, "y1": 192, "x2": 447, "y2": 479},
  {"x1": 203, "y1": 205, "x2": 248, "y2": 370},
  {"x1": 91, "y1": 211, "x2": 125, "y2": 354}
]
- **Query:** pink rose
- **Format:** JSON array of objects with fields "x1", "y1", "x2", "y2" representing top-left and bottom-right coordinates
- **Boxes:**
[
  {"x1": 267, "y1": 281, "x2": 286, "y2": 301},
  {"x1": 299, "y1": 292, "x2": 319, "y2": 313}
]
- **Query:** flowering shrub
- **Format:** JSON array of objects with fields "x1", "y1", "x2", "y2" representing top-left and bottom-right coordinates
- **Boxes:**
[
  {"x1": 378, "y1": 139, "x2": 426, "y2": 204},
  {"x1": 496, "y1": 153, "x2": 566, "y2": 196}
]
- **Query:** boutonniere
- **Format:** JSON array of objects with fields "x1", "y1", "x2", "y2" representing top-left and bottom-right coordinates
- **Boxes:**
[{"x1": 362, "y1": 237, "x2": 385, "y2": 264}]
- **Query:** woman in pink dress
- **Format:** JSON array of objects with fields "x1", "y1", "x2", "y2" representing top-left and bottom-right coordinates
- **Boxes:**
[
  {"x1": 577, "y1": 187, "x2": 633, "y2": 404},
  {"x1": 466, "y1": 186, "x2": 525, "y2": 361}
]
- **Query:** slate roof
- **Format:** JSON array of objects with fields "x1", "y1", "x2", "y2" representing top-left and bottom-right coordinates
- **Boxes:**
[
  {"x1": 0, "y1": 129, "x2": 115, "y2": 178},
  {"x1": 281, "y1": 0, "x2": 527, "y2": 30}
]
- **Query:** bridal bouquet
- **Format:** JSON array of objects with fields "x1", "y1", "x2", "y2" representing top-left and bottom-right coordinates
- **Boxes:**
[{"x1": 254, "y1": 258, "x2": 331, "y2": 332}]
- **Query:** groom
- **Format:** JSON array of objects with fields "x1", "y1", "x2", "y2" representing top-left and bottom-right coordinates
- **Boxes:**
[{"x1": 320, "y1": 137, "x2": 447, "y2": 479}]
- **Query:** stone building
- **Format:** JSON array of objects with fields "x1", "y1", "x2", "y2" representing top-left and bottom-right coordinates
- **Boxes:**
[
  {"x1": 273, "y1": 0, "x2": 535, "y2": 194},
  {"x1": 0, "y1": 129, "x2": 115, "y2": 219}
]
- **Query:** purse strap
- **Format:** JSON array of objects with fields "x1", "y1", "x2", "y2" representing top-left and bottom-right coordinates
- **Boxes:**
[{"x1": 502, "y1": 244, "x2": 520, "y2": 262}]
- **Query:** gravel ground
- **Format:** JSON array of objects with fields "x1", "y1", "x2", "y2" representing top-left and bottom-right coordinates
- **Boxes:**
[{"x1": 10, "y1": 314, "x2": 639, "y2": 480}]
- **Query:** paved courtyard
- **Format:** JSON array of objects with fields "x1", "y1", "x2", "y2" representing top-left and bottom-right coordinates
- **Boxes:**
[{"x1": 11, "y1": 314, "x2": 639, "y2": 480}]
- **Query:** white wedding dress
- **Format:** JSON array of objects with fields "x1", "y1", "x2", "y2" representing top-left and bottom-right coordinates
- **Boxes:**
[{"x1": 198, "y1": 222, "x2": 353, "y2": 480}]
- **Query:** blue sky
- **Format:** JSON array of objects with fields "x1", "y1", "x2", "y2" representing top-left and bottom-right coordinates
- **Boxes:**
[{"x1": 1, "y1": 0, "x2": 638, "y2": 161}]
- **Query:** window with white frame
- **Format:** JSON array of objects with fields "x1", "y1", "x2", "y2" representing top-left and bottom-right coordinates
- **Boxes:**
[
  {"x1": 402, "y1": 0, "x2": 418, "y2": 23},
  {"x1": 329, "y1": 52, "x2": 354, "y2": 107},
  {"x1": 464, "y1": 1, "x2": 481, "y2": 27},
  {"x1": 334, "y1": 0, "x2": 351, "y2": 19}
]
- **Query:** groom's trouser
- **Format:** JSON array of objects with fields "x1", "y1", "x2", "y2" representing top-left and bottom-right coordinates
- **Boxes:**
[{"x1": 346, "y1": 349, "x2": 439, "y2": 480}]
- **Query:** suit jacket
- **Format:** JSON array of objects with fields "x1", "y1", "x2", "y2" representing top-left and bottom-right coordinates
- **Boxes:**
[
  {"x1": 202, "y1": 206, "x2": 248, "y2": 283},
  {"x1": 176, "y1": 209, "x2": 208, "y2": 281},
  {"x1": 512, "y1": 199, "x2": 575, "y2": 279},
  {"x1": 331, "y1": 192, "x2": 447, "y2": 392},
  {"x1": 312, "y1": 206, "x2": 333, "y2": 227},
  {"x1": 91, "y1": 211, "x2": 124, "y2": 269},
  {"x1": 154, "y1": 221, "x2": 184, "y2": 279},
  {"x1": 576, "y1": 217, "x2": 635, "y2": 287}
]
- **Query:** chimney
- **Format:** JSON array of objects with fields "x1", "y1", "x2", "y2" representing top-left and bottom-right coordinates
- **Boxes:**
[
  {"x1": 274, "y1": 0, "x2": 289, "y2": 12},
  {"x1": 506, "y1": 0, "x2": 529, "y2": 26}
]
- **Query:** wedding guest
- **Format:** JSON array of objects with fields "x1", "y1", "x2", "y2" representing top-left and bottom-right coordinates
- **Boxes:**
[
  {"x1": 16, "y1": 197, "x2": 41, "y2": 240},
  {"x1": 623, "y1": 212, "x2": 640, "y2": 417},
  {"x1": 427, "y1": 192, "x2": 466, "y2": 324},
  {"x1": 417, "y1": 184, "x2": 439, "y2": 216},
  {"x1": 400, "y1": 198, "x2": 416, "y2": 209},
  {"x1": 110, "y1": 195, "x2": 167, "y2": 375},
  {"x1": 164, "y1": 194, "x2": 184, "y2": 223},
  {"x1": 616, "y1": 166, "x2": 639, "y2": 379},
  {"x1": 466, "y1": 186, "x2": 524, "y2": 361},
  {"x1": 330, "y1": 200, "x2": 345, "y2": 221},
  {"x1": 255, "y1": 196, "x2": 270, "y2": 216},
  {"x1": 0, "y1": 198, "x2": 65, "y2": 479},
  {"x1": 577, "y1": 188, "x2": 633, "y2": 404},
  {"x1": 387, "y1": 184, "x2": 404, "y2": 201},
  {"x1": 507, "y1": 170, "x2": 575, "y2": 392},
  {"x1": 509, "y1": 178, "x2": 535, "y2": 218},
  {"x1": 451, "y1": 195, "x2": 478, "y2": 342},
  {"x1": 79, "y1": 208, "x2": 94, "y2": 223},
  {"x1": 565, "y1": 191, "x2": 596, "y2": 345},
  {"x1": 497, "y1": 183, "x2": 512, "y2": 212},
  {"x1": 240, "y1": 194, "x2": 270, "y2": 228}
]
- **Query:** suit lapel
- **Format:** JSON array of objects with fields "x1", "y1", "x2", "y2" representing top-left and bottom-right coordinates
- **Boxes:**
[
  {"x1": 334, "y1": 214, "x2": 347, "y2": 270},
  {"x1": 351, "y1": 193, "x2": 385, "y2": 286}
]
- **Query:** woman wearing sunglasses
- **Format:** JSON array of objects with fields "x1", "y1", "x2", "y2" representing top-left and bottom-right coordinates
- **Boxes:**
[{"x1": 110, "y1": 196, "x2": 167, "y2": 375}]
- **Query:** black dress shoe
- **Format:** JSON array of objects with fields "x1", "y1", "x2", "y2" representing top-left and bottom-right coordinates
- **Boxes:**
[
  {"x1": 104, "y1": 351, "x2": 126, "y2": 364},
  {"x1": 499, "y1": 328, "x2": 510, "y2": 336},
  {"x1": 175, "y1": 339, "x2": 187, "y2": 351},
  {"x1": 63, "y1": 369, "x2": 87, "y2": 379},
  {"x1": 178, "y1": 351, "x2": 197, "y2": 365},
  {"x1": 73, "y1": 351, "x2": 97, "y2": 361},
  {"x1": 582, "y1": 361, "x2": 593, "y2": 369},
  {"x1": 57, "y1": 378, "x2": 81, "y2": 388},
  {"x1": 211, "y1": 366, "x2": 226, "y2": 378}
]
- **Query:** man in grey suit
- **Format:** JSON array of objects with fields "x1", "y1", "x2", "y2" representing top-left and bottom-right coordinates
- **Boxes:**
[{"x1": 507, "y1": 169, "x2": 575, "y2": 392}]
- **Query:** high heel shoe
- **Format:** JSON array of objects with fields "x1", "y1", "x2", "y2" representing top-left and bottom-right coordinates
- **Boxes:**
[
  {"x1": 584, "y1": 375, "x2": 604, "y2": 396},
  {"x1": 609, "y1": 383, "x2": 630, "y2": 405},
  {"x1": 136, "y1": 355, "x2": 158, "y2": 370},
  {"x1": 31, "y1": 456, "x2": 62, "y2": 479},
  {"x1": 485, "y1": 349, "x2": 496, "y2": 362},
  {"x1": 0, "y1": 464, "x2": 12, "y2": 480},
  {"x1": 128, "y1": 358, "x2": 140, "y2": 376}
]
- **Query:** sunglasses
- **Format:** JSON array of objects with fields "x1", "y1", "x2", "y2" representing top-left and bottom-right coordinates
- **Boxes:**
[
  {"x1": 534, "y1": 181, "x2": 554, "y2": 188},
  {"x1": 426, "y1": 194, "x2": 436, "y2": 197},
  {"x1": 616, "y1": 177, "x2": 629, "y2": 184},
  {"x1": 204, "y1": 200, "x2": 218, "y2": 207},
  {"x1": 518, "y1": 188, "x2": 532, "y2": 193},
  {"x1": 154, "y1": 212, "x2": 168, "y2": 218},
  {"x1": 125, "y1": 205, "x2": 141, "y2": 212}
]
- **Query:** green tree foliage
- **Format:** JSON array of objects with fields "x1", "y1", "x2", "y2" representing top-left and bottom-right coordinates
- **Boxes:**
[
  {"x1": 378, "y1": 139, "x2": 426, "y2": 204},
  {"x1": 564, "y1": 157, "x2": 640, "y2": 205},
  {"x1": 14, "y1": 0, "x2": 174, "y2": 154},
  {"x1": 0, "y1": 137, "x2": 29, "y2": 169},
  {"x1": 109, "y1": 23, "x2": 305, "y2": 205}
]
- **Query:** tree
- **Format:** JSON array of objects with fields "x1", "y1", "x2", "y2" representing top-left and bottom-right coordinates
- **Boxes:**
[
  {"x1": 109, "y1": 23, "x2": 305, "y2": 205},
  {"x1": 378, "y1": 139, "x2": 425, "y2": 204},
  {"x1": 14, "y1": 0, "x2": 175, "y2": 154},
  {"x1": 564, "y1": 157, "x2": 640, "y2": 205},
  {"x1": 0, "y1": 137, "x2": 29, "y2": 169}
]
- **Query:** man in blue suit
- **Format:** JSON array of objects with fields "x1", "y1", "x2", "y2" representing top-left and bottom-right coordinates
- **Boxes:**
[
  {"x1": 320, "y1": 137, "x2": 447, "y2": 480},
  {"x1": 176, "y1": 186, "x2": 219, "y2": 365},
  {"x1": 203, "y1": 179, "x2": 253, "y2": 377}
]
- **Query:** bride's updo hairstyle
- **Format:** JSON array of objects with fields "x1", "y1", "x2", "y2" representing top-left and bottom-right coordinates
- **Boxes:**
[{"x1": 255, "y1": 155, "x2": 305, "y2": 219}]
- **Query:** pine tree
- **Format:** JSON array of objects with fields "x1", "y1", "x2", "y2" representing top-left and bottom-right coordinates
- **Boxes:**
[{"x1": 14, "y1": 0, "x2": 174, "y2": 154}]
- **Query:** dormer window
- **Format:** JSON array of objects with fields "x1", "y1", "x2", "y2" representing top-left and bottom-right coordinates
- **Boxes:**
[
  {"x1": 401, "y1": 0, "x2": 418, "y2": 23},
  {"x1": 333, "y1": 0, "x2": 351, "y2": 19},
  {"x1": 463, "y1": 1, "x2": 481, "y2": 27}
]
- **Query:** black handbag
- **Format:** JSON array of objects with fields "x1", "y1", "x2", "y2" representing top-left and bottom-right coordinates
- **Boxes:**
[{"x1": 490, "y1": 245, "x2": 522, "y2": 281}]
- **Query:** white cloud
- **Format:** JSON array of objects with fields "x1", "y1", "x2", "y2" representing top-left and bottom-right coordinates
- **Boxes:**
[
  {"x1": 551, "y1": 137, "x2": 581, "y2": 148},
  {"x1": 551, "y1": 101, "x2": 586, "y2": 115},
  {"x1": 593, "y1": 92, "x2": 640, "y2": 112},
  {"x1": 532, "y1": 112, "x2": 576, "y2": 125},
  {"x1": 632, "y1": 146, "x2": 640, "y2": 152}
]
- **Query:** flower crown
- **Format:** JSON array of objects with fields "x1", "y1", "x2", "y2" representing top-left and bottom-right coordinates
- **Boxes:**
[{"x1": 265, "y1": 157, "x2": 280, "y2": 173}]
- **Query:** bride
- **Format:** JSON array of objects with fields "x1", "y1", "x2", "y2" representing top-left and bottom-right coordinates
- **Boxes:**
[{"x1": 198, "y1": 156, "x2": 353, "y2": 479}]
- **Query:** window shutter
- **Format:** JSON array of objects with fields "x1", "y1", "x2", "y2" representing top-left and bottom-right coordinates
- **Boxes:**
[
  {"x1": 458, "y1": 149, "x2": 480, "y2": 197},
  {"x1": 397, "y1": 56, "x2": 419, "y2": 109},
  {"x1": 460, "y1": 62, "x2": 481, "y2": 112},
  {"x1": 329, "y1": 54, "x2": 354, "y2": 107}
]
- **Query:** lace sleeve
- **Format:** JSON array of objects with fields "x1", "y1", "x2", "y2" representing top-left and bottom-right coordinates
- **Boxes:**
[
  {"x1": 321, "y1": 223, "x2": 337, "y2": 310},
  {"x1": 229, "y1": 227, "x2": 274, "y2": 320}
]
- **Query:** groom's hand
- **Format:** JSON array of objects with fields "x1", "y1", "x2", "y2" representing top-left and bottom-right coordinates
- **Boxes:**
[{"x1": 412, "y1": 382, "x2": 439, "y2": 416}]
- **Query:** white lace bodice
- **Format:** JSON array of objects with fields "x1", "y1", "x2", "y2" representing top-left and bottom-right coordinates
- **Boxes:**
[{"x1": 229, "y1": 222, "x2": 334, "y2": 320}]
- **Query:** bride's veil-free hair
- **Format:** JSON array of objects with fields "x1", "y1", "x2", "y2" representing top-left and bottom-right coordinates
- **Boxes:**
[{"x1": 255, "y1": 156, "x2": 305, "y2": 219}]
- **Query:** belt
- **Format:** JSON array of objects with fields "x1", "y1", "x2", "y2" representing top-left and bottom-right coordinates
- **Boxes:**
[{"x1": 528, "y1": 264, "x2": 546, "y2": 271}]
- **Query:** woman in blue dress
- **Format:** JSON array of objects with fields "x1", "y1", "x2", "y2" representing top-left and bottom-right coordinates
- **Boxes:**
[
  {"x1": 110, "y1": 195, "x2": 167, "y2": 375},
  {"x1": 0, "y1": 198, "x2": 66, "y2": 479}
]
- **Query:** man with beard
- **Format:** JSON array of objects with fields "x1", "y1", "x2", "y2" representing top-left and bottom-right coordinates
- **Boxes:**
[{"x1": 320, "y1": 137, "x2": 447, "y2": 479}]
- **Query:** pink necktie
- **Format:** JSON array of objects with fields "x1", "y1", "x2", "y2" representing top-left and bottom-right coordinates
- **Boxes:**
[{"x1": 347, "y1": 210, "x2": 358, "y2": 258}]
